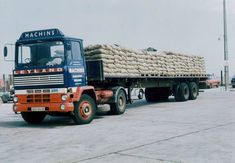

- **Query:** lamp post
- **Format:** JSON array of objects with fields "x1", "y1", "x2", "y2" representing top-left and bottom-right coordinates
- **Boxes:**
[{"x1": 223, "y1": 0, "x2": 229, "y2": 91}]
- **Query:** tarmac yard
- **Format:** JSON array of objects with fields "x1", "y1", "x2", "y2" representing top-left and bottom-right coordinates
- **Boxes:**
[{"x1": 0, "y1": 88, "x2": 235, "y2": 163}]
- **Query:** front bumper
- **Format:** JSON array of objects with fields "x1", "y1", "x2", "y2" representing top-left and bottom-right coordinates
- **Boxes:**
[{"x1": 13, "y1": 102, "x2": 74, "y2": 113}]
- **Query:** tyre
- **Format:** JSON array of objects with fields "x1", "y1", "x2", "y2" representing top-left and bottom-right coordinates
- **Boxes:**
[
  {"x1": 232, "y1": 85, "x2": 235, "y2": 88},
  {"x1": 138, "y1": 89, "x2": 144, "y2": 99},
  {"x1": 1, "y1": 97, "x2": 8, "y2": 103},
  {"x1": 174, "y1": 84, "x2": 181, "y2": 101},
  {"x1": 109, "y1": 89, "x2": 127, "y2": 115},
  {"x1": 174, "y1": 82, "x2": 190, "y2": 102},
  {"x1": 189, "y1": 82, "x2": 198, "y2": 100},
  {"x1": 21, "y1": 112, "x2": 46, "y2": 124},
  {"x1": 73, "y1": 94, "x2": 96, "y2": 125}
]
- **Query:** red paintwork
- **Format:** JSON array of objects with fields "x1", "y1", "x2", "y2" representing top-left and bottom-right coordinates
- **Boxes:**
[
  {"x1": 14, "y1": 86, "x2": 96, "y2": 113},
  {"x1": 206, "y1": 79, "x2": 220, "y2": 88},
  {"x1": 71, "y1": 86, "x2": 95, "y2": 102},
  {"x1": 95, "y1": 90, "x2": 113, "y2": 103}
]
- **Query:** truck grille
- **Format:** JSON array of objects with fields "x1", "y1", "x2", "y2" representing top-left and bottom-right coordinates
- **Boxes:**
[
  {"x1": 27, "y1": 94, "x2": 50, "y2": 103},
  {"x1": 13, "y1": 74, "x2": 64, "y2": 87}
]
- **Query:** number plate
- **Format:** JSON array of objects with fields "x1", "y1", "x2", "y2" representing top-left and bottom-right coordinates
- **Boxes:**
[{"x1": 31, "y1": 107, "x2": 45, "y2": 112}]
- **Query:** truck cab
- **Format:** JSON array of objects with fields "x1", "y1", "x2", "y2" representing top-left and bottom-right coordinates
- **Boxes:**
[
  {"x1": 5, "y1": 29, "x2": 100, "y2": 124},
  {"x1": 14, "y1": 29, "x2": 87, "y2": 88}
]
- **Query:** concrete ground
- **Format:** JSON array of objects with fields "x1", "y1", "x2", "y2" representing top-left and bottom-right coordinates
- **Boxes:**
[{"x1": 0, "y1": 88, "x2": 235, "y2": 163}]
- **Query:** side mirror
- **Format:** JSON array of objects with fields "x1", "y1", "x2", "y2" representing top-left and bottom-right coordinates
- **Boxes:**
[{"x1": 4, "y1": 46, "x2": 8, "y2": 57}]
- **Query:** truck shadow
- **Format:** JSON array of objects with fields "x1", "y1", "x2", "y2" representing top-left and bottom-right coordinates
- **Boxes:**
[
  {"x1": 127, "y1": 97, "x2": 176, "y2": 110},
  {"x1": 95, "y1": 97, "x2": 177, "y2": 116},
  {"x1": 0, "y1": 115, "x2": 105, "y2": 128},
  {"x1": 0, "y1": 117, "x2": 74, "y2": 128},
  {"x1": 0, "y1": 98, "x2": 177, "y2": 128}
]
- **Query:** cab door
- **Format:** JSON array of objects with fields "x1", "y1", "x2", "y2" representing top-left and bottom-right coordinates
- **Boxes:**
[{"x1": 66, "y1": 40, "x2": 86, "y2": 87}]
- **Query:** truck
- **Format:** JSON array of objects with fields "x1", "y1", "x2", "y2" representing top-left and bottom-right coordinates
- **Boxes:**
[
  {"x1": 206, "y1": 74, "x2": 220, "y2": 88},
  {"x1": 3, "y1": 29, "x2": 207, "y2": 125}
]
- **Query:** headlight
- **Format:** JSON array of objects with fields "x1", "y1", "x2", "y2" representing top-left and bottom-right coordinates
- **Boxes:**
[
  {"x1": 60, "y1": 104, "x2": 65, "y2": 110},
  {"x1": 13, "y1": 96, "x2": 18, "y2": 103},
  {"x1": 61, "y1": 95, "x2": 68, "y2": 101}
]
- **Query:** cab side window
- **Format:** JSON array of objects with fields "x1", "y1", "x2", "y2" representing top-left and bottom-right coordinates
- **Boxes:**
[{"x1": 71, "y1": 42, "x2": 82, "y2": 61}]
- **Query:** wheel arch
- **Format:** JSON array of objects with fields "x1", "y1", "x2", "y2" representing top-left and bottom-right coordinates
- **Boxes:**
[
  {"x1": 74, "y1": 86, "x2": 97, "y2": 104},
  {"x1": 82, "y1": 90, "x2": 96, "y2": 102}
]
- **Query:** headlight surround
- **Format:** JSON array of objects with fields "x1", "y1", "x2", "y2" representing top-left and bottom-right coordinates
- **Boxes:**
[
  {"x1": 61, "y1": 95, "x2": 68, "y2": 101},
  {"x1": 13, "y1": 96, "x2": 18, "y2": 103}
]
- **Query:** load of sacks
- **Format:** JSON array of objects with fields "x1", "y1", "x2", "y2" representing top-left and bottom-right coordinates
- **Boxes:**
[{"x1": 84, "y1": 44, "x2": 206, "y2": 77}]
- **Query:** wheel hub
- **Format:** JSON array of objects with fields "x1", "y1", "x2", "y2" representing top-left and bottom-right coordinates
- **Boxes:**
[
  {"x1": 82, "y1": 106, "x2": 91, "y2": 116},
  {"x1": 119, "y1": 98, "x2": 123, "y2": 106},
  {"x1": 80, "y1": 102, "x2": 92, "y2": 117}
]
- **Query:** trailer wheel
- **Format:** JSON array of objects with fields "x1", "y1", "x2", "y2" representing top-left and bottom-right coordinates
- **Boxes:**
[
  {"x1": 189, "y1": 82, "x2": 198, "y2": 100},
  {"x1": 174, "y1": 84, "x2": 181, "y2": 101},
  {"x1": 21, "y1": 112, "x2": 46, "y2": 124},
  {"x1": 109, "y1": 89, "x2": 126, "y2": 115},
  {"x1": 175, "y1": 82, "x2": 190, "y2": 101},
  {"x1": 73, "y1": 94, "x2": 96, "y2": 125}
]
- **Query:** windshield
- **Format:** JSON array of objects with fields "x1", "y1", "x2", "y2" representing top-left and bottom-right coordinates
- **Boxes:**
[
  {"x1": 207, "y1": 74, "x2": 216, "y2": 80},
  {"x1": 16, "y1": 41, "x2": 65, "y2": 68}
]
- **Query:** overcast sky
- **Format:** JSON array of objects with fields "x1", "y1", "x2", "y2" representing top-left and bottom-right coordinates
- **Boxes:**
[{"x1": 0, "y1": 0, "x2": 235, "y2": 77}]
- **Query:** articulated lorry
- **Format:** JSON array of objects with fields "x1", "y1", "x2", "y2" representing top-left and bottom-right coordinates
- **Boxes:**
[{"x1": 3, "y1": 29, "x2": 207, "y2": 124}]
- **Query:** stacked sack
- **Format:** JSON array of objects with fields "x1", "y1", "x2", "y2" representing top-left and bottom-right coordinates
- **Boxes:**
[{"x1": 84, "y1": 44, "x2": 206, "y2": 77}]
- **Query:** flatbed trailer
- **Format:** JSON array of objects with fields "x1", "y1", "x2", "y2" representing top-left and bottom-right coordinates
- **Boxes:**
[{"x1": 87, "y1": 59, "x2": 207, "y2": 106}]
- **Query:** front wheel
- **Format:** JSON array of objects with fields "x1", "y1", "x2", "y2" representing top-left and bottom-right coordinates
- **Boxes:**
[
  {"x1": 21, "y1": 112, "x2": 46, "y2": 124},
  {"x1": 73, "y1": 94, "x2": 96, "y2": 125},
  {"x1": 109, "y1": 89, "x2": 127, "y2": 115}
]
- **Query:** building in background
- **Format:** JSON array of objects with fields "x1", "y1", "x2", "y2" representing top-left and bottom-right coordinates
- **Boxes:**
[
  {"x1": 0, "y1": 74, "x2": 13, "y2": 92},
  {"x1": 0, "y1": 79, "x2": 4, "y2": 88}
]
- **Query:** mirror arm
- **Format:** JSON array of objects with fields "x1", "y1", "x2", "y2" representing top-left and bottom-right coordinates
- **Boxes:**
[{"x1": 4, "y1": 58, "x2": 14, "y2": 62}]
